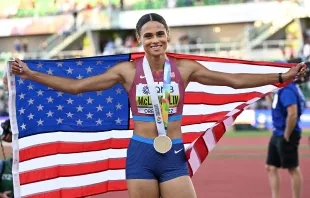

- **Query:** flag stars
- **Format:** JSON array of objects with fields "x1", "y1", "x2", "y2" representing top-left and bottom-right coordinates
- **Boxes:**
[
  {"x1": 19, "y1": 93, "x2": 25, "y2": 99},
  {"x1": 76, "y1": 74, "x2": 83, "y2": 79},
  {"x1": 96, "y1": 104, "x2": 103, "y2": 112},
  {"x1": 67, "y1": 98, "x2": 74, "y2": 104},
  {"x1": 47, "y1": 69, "x2": 54, "y2": 75},
  {"x1": 77, "y1": 93, "x2": 83, "y2": 97},
  {"x1": 27, "y1": 83, "x2": 34, "y2": 90},
  {"x1": 18, "y1": 78, "x2": 24, "y2": 85},
  {"x1": 37, "y1": 119, "x2": 44, "y2": 126},
  {"x1": 20, "y1": 123, "x2": 26, "y2": 130},
  {"x1": 76, "y1": 119, "x2": 83, "y2": 125},
  {"x1": 57, "y1": 92, "x2": 64, "y2": 97},
  {"x1": 46, "y1": 111, "x2": 54, "y2": 117},
  {"x1": 86, "y1": 66, "x2": 93, "y2": 73},
  {"x1": 96, "y1": 119, "x2": 103, "y2": 125},
  {"x1": 115, "y1": 118, "x2": 122, "y2": 124},
  {"x1": 116, "y1": 103, "x2": 122, "y2": 110},
  {"x1": 57, "y1": 105, "x2": 64, "y2": 111},
  {"x1": 96, "y1": 60, "x2": 103, "y2": 65},
  {"x1": 56, "y1": 118, "x2": 63, "y2": 124},
  {"x1": 66, "y1": 68, "x2": 74, "y2": 74},
  {"x1": 86, "y1": 112, "x2": 93, "y2": 119},
  {"x1": 106, "y1": 96, "x2": 113, "y2": 103},
  {"x1": 76, "y1": 61, "x2": 83, "y2": 66},
  {"x1": 37, "y1": 63, "x2": 43, "y2": 68},
  {"x1": 47, "y1": 96, "x2": 54, "y2": 103},
  {"x1": 76, "y1": 105, "x2": 84, "y2": 112},
  {"x1": 28, "y1": 113, "x2": 34, "y2": 120},
  {"x1": 37, "y1": 90, "x2": 44, "y2": 96},
  {"x1": 57, "y1": 62, "x2": 63, "y2": 67},
  {"x1": 106, "y1": 111, "x2": 113, "y2": 118},
  {"x1": 116, "y1": 88, "x2": 122, "y2": 94},
  {"x1": 28, "y1": 99, "x2": 34, "y2": 105},
  {"x1": 37, "y1": 104, "x2": 44, "y2": 111},
  {"x1": 87, "y1": 97, "x2": 93, "y2": 104},
  {"x1": 66, "y1": 112, "x2": 74, "y2": 118},
  {"x1": 19, "y1": 108, "x2": 25, "y2": 115},
  {"x1": 97, "y1": 91, "x2": 103, "y2": 96}
]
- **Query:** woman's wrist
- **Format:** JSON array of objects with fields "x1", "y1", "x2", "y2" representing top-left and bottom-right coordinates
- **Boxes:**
[
  {"x1": 26, "y1": 70, "x2": 35, "y2": 80},
  {"x1": 281, "y1": 73, "x2": 292, "y2": 83}
]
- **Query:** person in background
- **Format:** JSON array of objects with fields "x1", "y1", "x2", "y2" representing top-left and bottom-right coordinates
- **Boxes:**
[
  {"x1": 266, "y1": 59, "x2": 310, "y2": 198},
  {"x1": 0, "y1": 74, "x2": 13, "y2": 198}
]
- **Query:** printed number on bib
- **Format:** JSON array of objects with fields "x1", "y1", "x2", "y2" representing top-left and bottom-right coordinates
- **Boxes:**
[{"x1": 136, "y1": 82, "x2": 180, "y2": 115}]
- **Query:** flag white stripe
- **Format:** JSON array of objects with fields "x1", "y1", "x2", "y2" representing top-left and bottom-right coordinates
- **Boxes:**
[
  {"x1": 19, "y1": 131, "x2": 134, "y2": 149},
  {"x1": 203, "y1": 130, "x2": 216, "y2": 152},
  {"x1": 188, "y1": 148, "x2": 200, "y2": 174},
  {"x1": 19, "y1": 123, "x2": 215, "y2": 150},
  {"x1": 19, "y1": 149, "x2": 127, "y2": 172},
  {"x1": 21, "y1": 169, "x2": 126, "y2": 197},
  {"x1": 198, "y1": 61, "x2": 289, "y2": 74},
  {"x1": 186, "y1": 83, "x2": 277, "y2": 94},
  {"x1": 182, "y1": 102, "x2": 244, "y2": 116}
]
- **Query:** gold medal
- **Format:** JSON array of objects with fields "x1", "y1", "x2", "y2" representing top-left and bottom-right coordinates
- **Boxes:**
[{"x1": 153, "y1": 135, "x2": 172, "y2": 154}]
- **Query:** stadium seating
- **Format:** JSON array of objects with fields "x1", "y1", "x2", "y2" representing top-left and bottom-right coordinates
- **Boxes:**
[{"x1": 0, "y1": 0, "x2": 252, "y2": 18}]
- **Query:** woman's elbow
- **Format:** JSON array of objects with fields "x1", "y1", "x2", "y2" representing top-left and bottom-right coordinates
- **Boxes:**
[
  {"x1": 230, "y1": 80, "x2": 242, "y2": 89},
  {"x1": 67, "y1": 84, "x2": 81, "y2": 95}
]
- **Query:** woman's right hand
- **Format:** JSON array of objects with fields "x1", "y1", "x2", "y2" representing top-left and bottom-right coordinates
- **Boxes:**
[{"x1": 11, "y1": 58, "x2": 32, "y2": 79}]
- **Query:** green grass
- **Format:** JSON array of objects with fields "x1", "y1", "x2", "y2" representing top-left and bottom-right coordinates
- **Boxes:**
[{"x1": 224, "y1": 130, "x2": 310, "y2": 137}]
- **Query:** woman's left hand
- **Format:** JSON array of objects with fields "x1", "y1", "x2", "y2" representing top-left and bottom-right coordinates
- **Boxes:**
[{"x1": 283, "y1": 62, "x2": 307, "y2": 82}]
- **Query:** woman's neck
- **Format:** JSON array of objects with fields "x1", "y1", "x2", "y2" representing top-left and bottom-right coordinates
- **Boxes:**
[{"x1": 146, "y1": 54, "x2": 166, "y2": 72}]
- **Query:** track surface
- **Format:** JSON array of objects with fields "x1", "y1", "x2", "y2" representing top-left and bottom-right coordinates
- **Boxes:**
[{"x1": 91, "y1": 135, "x2": 310, "y2": 198}]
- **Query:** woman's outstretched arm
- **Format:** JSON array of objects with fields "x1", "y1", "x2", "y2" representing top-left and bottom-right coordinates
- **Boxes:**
[{"x1": 183, "y1": 59, "x2": 306, "y2": 88}]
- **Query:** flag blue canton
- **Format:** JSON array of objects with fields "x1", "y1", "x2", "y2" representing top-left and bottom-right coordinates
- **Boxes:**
[{"x1": 15, "y1": 55, "x2": 131, "y2": 138}]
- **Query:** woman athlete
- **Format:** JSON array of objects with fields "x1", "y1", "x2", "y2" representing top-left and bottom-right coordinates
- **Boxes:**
[{"x1": 11, "y1": 13, "x2": 306, "y2": 198}]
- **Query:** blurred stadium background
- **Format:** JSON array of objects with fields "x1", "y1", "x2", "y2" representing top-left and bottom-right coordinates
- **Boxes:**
[
  {"x1": 1, "y1": 0, "x2": 310, "y2": 129},
  {"x1": 1, "y1": 1, "x2": 310, "y2": 197}
]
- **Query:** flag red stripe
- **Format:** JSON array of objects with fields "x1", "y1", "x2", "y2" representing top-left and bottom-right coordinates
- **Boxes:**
[
  {"x1": 193, "y1": 136, "x2": 209, "y2": 163},
  {"x1": 212, "y1": 122, "x2": 226, "y2": 142},
  {"x1": 131, "y1": 52, "x2": 294, "y2": 68},
  {"x1": 20, "y1": 158, "x2": 126, "y2": 185},
  {"x1": 129, "y1": 112, "x2": 228, "y2": 129},
  {"x1": 184, "y1": 92, "x2": 262, "y2": 105},
  {"x1": 25, "y1": 180, "x2": 127, "y2": 198},
  {"x1": 19, "y1": 139, "x2": 130, "y2": 162}
]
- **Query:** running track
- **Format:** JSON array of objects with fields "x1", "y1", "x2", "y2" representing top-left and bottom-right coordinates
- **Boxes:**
[
  {"x1": 2, "y1": 135, "x2": 309, "y2": 197},
  {"x1": 92, "y1": 135, "x2": 310, "y2": 198}
]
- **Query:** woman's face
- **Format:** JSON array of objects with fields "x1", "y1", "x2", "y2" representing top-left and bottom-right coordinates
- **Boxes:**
[{"x1": 137, "y1": 21, "x2": 169, "y2": 57}]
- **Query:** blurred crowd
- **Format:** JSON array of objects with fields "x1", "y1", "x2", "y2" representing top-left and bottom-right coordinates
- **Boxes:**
[{"x1": 0, "y1": 0, "x2": 276, "y2": 19}]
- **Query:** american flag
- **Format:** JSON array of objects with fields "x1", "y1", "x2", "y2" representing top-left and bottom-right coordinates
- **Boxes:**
[{"x1": 8, "y1": 53, "x2": 293, "y2": 198}]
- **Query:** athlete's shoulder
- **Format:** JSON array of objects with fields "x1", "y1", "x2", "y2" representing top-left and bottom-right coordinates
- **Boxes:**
[
  {"x1": 176, "y1": 58, "x2": 199, "y2": 68},
  {"x1": 110, "y1": 60, "x2": 136, "y2": 73}
]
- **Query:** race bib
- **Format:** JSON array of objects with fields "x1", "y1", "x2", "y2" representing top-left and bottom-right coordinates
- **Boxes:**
[{"x1": 136, "y1": 82, "x2": 180, "y2": 114}]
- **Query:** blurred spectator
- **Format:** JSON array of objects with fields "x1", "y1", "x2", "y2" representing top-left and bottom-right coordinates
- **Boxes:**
[
  {"x1": 302, "y1": 32, "x2": 310, "y2": 60},
  {"x1": 22, "y1": 39, "x2": 28, "y2": 53},
  {"x1": 13, "y1": 39, "x2": 21, "y2": 53},
  {"x1": 103, "y1": 40, "x2": 115, "y2": 55}
]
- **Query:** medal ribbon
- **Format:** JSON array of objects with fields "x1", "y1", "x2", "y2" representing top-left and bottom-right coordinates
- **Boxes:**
[
  {"x1": 162, "y1": 59, "x2": 171, "y2": 131},
  {"x1": 142, "y1": 56, "x2": 171, "y2": 136}
]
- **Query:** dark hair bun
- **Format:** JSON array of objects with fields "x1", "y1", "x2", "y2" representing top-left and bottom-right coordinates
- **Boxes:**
[{"x1": 136, "y1": 13, "x2": 168, "y2": 36}]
